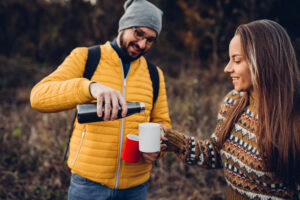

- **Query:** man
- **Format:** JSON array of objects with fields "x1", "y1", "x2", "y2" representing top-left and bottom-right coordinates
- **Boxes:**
[{"x1": 30, "y1": 0, "x2": 171, "y2": 199}]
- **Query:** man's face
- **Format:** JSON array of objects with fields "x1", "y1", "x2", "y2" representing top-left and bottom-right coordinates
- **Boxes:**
[{"x1": 118, "y1": 27, "x2": 157, "y2": 59}]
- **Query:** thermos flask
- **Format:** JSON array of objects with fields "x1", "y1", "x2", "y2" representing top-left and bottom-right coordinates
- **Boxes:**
[{"x1": 76, "y1": 102, "x2": 145, "y2": 123}]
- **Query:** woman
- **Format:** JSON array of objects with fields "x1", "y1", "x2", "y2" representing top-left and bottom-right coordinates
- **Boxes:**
[{"x1": 162, "y1": 19, "x2": 300, "y2": 199}]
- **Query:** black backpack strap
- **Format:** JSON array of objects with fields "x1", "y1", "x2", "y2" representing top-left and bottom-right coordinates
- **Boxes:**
[
  {"x1": 84, "y1": 45, "x2": 101, "y2": 79},
  {"x1": 63, "y1": 45, "x2": 101, "y2": 164},
  {"x1": 146, "y1": 59, "x2": 159, "y2": 106}
]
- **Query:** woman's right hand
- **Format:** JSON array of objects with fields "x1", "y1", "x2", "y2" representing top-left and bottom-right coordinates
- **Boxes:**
[
  {"x1": 160, "y1": 125, "x2": 169, "y2": 151},
  {"x1": 160, "y1": 125, "x2": 186, "y2": 154}
]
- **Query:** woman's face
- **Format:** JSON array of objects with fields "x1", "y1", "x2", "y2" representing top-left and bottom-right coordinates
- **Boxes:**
[{"x1": 224, "y1": 35, "x2": 253, "y2": 94}]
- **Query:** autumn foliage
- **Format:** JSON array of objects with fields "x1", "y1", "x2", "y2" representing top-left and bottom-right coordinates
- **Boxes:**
[{"x1": 0, "y1": 0, "x2": 299, "y2": 199}]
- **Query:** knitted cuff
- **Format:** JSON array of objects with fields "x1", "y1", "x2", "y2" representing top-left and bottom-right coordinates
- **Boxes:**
[
  {"x1": 164, "y1": 128, "x2": 186, "y2": 154},
  {"x1": 186, "y1": 136, "x2": 200, "y2": 164}
]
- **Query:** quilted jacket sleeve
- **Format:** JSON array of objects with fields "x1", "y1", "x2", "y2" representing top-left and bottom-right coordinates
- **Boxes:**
[
  {"x1": 30, "y1": 47, "x2": 94, "y2": 113},
  {"x1": 150, "y1": 67, "x2": 172, "y2": 129}
]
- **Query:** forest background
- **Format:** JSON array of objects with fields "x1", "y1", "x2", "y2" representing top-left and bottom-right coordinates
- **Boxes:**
[{"x1": 0, "y1": 0, "x2": 299, "y2": 199}]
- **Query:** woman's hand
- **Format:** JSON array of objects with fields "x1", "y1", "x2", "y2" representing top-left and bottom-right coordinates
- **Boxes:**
[
  {"x1": 160, "y1": 125, "x2": 169, "y2": 151},
  {"x1": 160, "y1": 125, "x2": 185, "y2": 153}
]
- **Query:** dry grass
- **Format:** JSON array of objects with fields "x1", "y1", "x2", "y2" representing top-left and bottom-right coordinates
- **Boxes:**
[{"x1": 0, "y1": 64, "x2": 233, "y2": 200}]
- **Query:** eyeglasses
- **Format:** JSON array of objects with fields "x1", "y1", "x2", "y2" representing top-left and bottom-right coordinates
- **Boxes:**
[{"x1": 132, "y1": 27, "x2": 157, "y2": 45}]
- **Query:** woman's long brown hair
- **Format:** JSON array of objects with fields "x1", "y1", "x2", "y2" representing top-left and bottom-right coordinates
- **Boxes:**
[{"x1": 218, "y1": 20, "x2": 300, "y2": 183}]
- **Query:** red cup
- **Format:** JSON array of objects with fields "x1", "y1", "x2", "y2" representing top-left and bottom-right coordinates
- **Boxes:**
[{"x1": 121, "y1": 134, "x2": 141, "y2": 163}]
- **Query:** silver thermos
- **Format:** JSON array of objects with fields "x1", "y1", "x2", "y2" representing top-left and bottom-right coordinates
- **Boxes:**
[{"x1": 76, "y1": 102, "x2": 145, "y2": 123}]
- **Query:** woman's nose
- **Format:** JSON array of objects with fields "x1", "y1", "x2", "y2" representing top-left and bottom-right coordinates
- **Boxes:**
[{"x1": 224, "y1": 62, "x2": 233, "y2": 73}]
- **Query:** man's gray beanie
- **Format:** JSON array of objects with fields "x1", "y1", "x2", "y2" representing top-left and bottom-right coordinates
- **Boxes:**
[{"x1": 118, "y1": 0, "x2": 163, "y2": 35}]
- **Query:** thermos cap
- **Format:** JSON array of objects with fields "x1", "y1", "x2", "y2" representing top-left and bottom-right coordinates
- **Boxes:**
[{"x1": 140, "y1": 102, "x2": 145, "y2": 112}]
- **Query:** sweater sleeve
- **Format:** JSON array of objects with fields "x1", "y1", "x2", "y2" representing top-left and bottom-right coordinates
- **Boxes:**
[
  {"x1": 164, "y1": 128, "x2": 222, "y2": 169},
  {"x1": 164, "y1": 90, "x2": 242, "y2": 169},
  {"x1": 30, "y1": 47, "x2": 94, "y2": 113},
  {"x1": 150, "y1": 67, "x2": 172, "y2": 129}
]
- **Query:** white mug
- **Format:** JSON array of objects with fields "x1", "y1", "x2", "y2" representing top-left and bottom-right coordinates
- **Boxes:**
[{"x1": 139, "y1": 122, "x2": 163, "y2": 153}]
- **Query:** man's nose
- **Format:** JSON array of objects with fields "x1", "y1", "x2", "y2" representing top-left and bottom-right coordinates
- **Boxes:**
[{"x1": 136, "y1": 38, "x2": 147, "y2": 49}]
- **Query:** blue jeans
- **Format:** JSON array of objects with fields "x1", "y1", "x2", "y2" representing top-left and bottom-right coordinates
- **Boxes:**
[{"x1": 68, "y1": 173, "x2": 149, "y2": 200}]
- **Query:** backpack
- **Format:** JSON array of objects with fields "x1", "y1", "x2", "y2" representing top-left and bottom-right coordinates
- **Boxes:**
[{"x1": 63, "y1": 45, "x2": 160, "y2": 163}]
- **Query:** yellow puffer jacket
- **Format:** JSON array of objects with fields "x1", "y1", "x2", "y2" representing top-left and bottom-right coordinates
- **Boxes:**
[{"x1": 30, "y1": 42, "x2": 171, "y2": 189}]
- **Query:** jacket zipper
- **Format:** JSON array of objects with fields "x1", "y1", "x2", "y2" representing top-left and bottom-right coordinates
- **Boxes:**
[
  {"x1": 114, "y1": 60, "x2": 129, "y2": 189},
  {"x1": 72, "y1": 129, "x2": 86, "y2": 167}
]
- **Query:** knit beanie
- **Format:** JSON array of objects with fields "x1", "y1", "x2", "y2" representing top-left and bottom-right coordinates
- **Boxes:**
[{"x1": 118, "y1": 0, "x2": 163, "y2": 35}]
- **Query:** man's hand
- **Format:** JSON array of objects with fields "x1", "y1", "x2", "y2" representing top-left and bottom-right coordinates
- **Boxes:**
[
  {"x1": 89, "y1": 82, "x2": 127, "y2": 121},
  {"x1": 141, "y1": 152, "x2": 159, "y2": 164},
  {"x1": 140, "y1": 126, "x2": 168, "y2": 164}
]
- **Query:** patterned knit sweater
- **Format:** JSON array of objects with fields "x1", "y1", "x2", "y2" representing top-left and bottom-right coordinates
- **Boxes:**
[{"x1": 165, "y1": 90, "x2": 300, "y2": 200}]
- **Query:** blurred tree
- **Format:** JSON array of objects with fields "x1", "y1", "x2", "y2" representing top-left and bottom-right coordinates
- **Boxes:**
[
  {"x1": 0, "y1": 0, "x2": 123, "y2": 65},
  {"x1": 0, "y1": 0, "x2": 298, "y2": 71}
]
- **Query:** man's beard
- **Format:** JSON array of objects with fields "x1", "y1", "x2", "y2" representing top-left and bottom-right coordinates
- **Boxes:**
[{"x1": 119, "y1": 31, "x2": 146, "y2": 60}]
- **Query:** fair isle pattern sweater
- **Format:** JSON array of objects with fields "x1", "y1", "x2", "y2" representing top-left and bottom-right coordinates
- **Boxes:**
[{"x1": 183, "y1": 90, "x2": 300, "y2": 200}]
